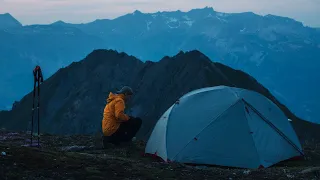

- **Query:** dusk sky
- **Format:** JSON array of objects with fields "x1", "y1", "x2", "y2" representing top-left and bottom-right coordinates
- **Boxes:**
[{"x1": 0, "y1": 0, "x2": 319, "y2": 27}]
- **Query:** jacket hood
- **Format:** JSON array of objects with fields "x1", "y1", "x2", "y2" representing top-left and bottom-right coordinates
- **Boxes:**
[{"x1": 107, "y1": 92, "x2": 125, "y2": 103}]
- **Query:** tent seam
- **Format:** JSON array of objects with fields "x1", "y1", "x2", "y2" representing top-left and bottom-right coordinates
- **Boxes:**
[
  {"x1": 165, "y1": 104, "x2": 178, "y2": 161},
  {"x1": 242, "y1": 100, "x2": 264, "y2": 167},
  {"x1": 243, "y1": 100, "x2": 304, "y2": 156}
]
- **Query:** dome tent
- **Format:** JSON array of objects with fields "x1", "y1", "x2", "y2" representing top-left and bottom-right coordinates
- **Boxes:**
[{"x1": 145, "y1": 86, "x2": 303, "y2": 169}]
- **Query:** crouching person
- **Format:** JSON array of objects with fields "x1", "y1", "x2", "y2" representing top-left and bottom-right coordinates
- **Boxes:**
[{"x1": 101, "y1": 86, "x2": 142, "y2": 148}]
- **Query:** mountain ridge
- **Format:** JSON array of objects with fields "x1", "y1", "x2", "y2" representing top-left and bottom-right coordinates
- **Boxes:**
[
  {"x1": 0, "y1": 7, "x2": 319, "y2": 124},
  {"x1": 0, "y1": 13, "x2": 22, "y2": 29},
  {"x1": 1, "y1": 7, "x2": 311, "y2": 28},
  {"x1": 1, "y1": 49, "x2": 319, "y2": 143}
]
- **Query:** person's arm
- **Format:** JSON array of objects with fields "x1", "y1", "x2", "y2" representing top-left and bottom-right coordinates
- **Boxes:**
[{"x1": 114, "y1": 100, "x2": 130, "y2": 122}]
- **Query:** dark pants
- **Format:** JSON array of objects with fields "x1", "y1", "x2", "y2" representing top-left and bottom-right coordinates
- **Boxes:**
[{"x1": 103, "y1": 117, "x2": 142, "y2": 146}]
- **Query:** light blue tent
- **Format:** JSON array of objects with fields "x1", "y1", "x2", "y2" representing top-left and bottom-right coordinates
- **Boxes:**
[{"x1": 145, "y1": 86, "x2": 304, "y2": 169}]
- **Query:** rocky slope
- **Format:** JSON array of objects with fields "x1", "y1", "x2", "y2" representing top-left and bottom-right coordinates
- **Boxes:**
[
  {"x1": 0, "y1": 7, "x2": 319, "y2": 123},
  {"x1": 1, "y1": 129, "x2": 320, "y2": 180},
  {"x1": 0, "y1": 49, "x2": 319, "y2": 143}
]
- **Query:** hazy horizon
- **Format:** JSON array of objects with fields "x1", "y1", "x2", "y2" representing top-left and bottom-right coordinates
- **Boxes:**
[{"x1": 0, "y1": 0, "x2": 320, "y2": 27}]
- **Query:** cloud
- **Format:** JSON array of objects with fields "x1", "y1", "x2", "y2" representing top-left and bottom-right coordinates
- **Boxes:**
[{"x1": 0, "y1": 0, "x2": 319, "y2": 27}]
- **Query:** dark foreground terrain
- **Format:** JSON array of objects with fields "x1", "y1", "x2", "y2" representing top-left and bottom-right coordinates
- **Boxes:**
[{"x1": 1, "y1": 129, "x2": 320, "y2": 180}]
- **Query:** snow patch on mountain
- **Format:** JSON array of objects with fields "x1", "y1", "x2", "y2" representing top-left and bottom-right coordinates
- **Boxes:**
[
  {"x1": 240, "y1": 28, "x2": 246, "y2": 33},
  {"x1": 249, "y1": 51, "x2": 267, "y2": 66},
  {"x1": 168, "y1": 17, "x2": 178, "y2": 23},
  {"x1": 216, "y1": 15, "x2": 228, "y2": 23},
  {"x1": 166, "y1": 17, "x2": 180, "y2": 28},
  {"x1": 207, "y1": 13, "x2": 214, "y2": 18},
  {"x1": 167, "y1": 22, "x2": 181, "y2": 29},
  {"x1": 216, "y1": 12, "x2": 229, "y2": 17},
  {"x1": 151, "y1": 14, "x2": 158, "y2": 19},
  {"x1": 146, "y1": 21, "x2": 152, "y2": 30},
  {"x1": 184, "y1": 21, "x2": 195, "y2": 27},
  {"x1": 182, "y1": 15, "x2": 191, "y2": 20}
]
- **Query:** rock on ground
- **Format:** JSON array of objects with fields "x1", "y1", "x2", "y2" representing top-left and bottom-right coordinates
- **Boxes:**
[{"x1": 1, "y1": 130, "x2": 320, "y2": 180}]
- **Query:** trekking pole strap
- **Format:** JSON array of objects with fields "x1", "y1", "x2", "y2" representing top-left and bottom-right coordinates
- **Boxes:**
[{"x1": 33, "y1": 66, "x2": 43, "y2": 82}]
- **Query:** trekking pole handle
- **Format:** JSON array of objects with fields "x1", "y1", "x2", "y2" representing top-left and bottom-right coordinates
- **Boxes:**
[{"x1": 33, "y1": 65, "x2": 44, "y2": 83}]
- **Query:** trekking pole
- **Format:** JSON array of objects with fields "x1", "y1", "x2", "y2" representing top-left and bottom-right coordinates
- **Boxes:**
[
  {"x1": 30, "y1": 78, "x2": 36, "y2": 146},
  {"x1": 37, "y1": 67, "x2": 43, "y2": 147},
  {"x1": 31, "y1": 65, "x2": 43, "y2": 147}
]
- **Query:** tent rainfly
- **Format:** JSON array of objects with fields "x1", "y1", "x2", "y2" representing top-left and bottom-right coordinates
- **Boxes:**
[{"x1": 145, "y1": 86, "x2": 303, "y2": 169}]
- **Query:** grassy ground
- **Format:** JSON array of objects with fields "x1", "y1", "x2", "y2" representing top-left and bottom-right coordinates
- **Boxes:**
[{"x1": 0, "y1": 130, "x2": 320, "y2": 180}]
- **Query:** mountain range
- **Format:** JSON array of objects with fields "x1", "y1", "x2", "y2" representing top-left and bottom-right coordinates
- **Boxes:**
[
  {"x1": 0, "y1": 49, "x2": 319, "y2": 143},
  {"x1": 0, "y1": 7, "x2": 319, "y2": 123}
]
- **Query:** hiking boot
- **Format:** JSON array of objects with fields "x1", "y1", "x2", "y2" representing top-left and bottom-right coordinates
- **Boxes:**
[{"x1": 102, "y1": 136, "x2": 120, "y2": 149}]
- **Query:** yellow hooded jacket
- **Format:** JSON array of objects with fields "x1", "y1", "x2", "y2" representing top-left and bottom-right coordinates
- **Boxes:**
[{"x1": 102, "y1": 92, "x2": 130, "y2": 136}]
